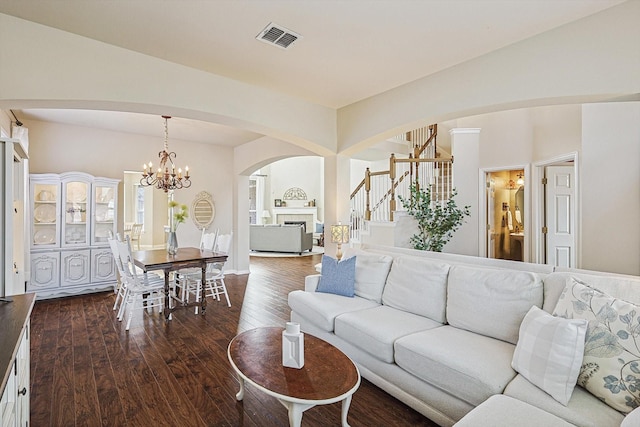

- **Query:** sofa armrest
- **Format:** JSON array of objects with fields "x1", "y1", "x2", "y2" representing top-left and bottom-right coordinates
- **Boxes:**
[
  {"x1": 302, "y1": 232, "x2": 313, "y2": 251},
  {"x1": 305, "y1": 274, "x2": 321, "y2": 292}
]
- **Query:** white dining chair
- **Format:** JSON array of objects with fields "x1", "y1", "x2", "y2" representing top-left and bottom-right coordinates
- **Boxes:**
[
  {"x1": 129, "y1": 223, "x2": 143, "y2": 250},
  {"x1": 188, "y1": 231, "x2": 233, "y2": 307},
  {"x1": 174, "y1": 229, "x2": 218, "y2": 304},
  {"x1": 108, "y1": 237, "x2": 127, "y2": 315},
  {"x1": 116, "y1": 236, "x2": 165, "y2": 330}
]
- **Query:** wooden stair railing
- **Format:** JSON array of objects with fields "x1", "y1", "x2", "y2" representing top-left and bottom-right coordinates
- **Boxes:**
[
  {"x1": 349, "y1": 124, "x2": 453, "y2": 236},
  {"x1": 370, "y1": 170, "x2": 411, "y2": 214}
]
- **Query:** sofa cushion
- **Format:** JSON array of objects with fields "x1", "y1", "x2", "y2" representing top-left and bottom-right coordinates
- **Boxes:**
[
  {"x1": 342, "y1": 247, "x2": 393, "y2": 303},
  {"x1": 553, "y1": 277, "x2": 640, "y2": 414},
  {"x1": 316, "y1": 255, "x2": 356, "y2": 297},
  {"x1": 287, "y1": 290, "x2": 379, "y2": 332},
  {"x1": 455, "y1": 395, "x2": 574, "y2": 427},
  {"x1": 512, "y1": 306, "x2": 588, "y2": 405},
  {"x1": 504, "y1": 374, "x2": 625, "y2": 427},
  {"x1": 447, "y1": 265, "x2": 543, "y2": 344},
  {"x1": 394, "y1": 325, "x2": 517, "y2": 406},
  {"x1": 334, "y1": 305, "x2": 442, "y2": 363},
  {"x1": 381, "y1": 255, "x2": 450, "y2": 323}
]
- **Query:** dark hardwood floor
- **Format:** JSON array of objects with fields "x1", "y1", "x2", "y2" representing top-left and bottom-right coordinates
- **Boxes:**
[{"x1": 30, "y1": 254, "x2": 438, "y2": 426}]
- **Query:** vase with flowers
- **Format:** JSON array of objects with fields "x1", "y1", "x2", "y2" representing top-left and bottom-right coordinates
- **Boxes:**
[{"x1": 167, "y1": 200, "x2": 188, "y2": 255}]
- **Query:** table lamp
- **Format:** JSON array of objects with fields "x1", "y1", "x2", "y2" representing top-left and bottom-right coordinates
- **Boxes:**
[
  {"x1": 262, "y1": 210, "x2": 271, "y2": 224},
  {"x1": 330, "y1": 223, "x2": 350, "y2": 260}
]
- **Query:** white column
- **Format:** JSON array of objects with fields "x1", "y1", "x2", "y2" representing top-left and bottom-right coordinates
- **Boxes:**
[
  {"x1": 582, "y1": 102, "x2": 640, "y2": 275},
  {"x1": 323, "y1": 154, "x2": 351, "y2": 258},
  {"x1": 234, "y1": 174, "x2": 250, "y2": 274},
  {"x1": 447, "y1": 128, "x2": 480, "y2": 256}
]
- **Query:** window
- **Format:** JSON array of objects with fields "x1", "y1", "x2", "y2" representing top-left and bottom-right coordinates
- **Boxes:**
[
  {"x1": 249, "y1": 178, "x2": 257, "y2": 224},
  {"x1": 135, "y1": 184, "x2": 145, "y2": 228},
  {"x1": 249, "y1": 174, "x2": 266, "y2": 224}
]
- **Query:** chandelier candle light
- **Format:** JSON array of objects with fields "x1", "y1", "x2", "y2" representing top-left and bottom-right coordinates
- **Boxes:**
[{"x1": 141, "y1": 115, "x2": 192, "y2": 192}]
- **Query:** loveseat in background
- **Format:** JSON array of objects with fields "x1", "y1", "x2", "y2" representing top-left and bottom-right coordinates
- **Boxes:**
[
  {"x1": 249, "y1": 224, "x2": 313, "y2": 254},
  {"x1": 288, "y1": 244, "x2": 640, "y2": 426}
]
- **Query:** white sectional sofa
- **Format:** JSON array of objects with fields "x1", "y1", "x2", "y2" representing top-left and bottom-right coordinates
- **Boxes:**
[{"x1": 287, "y1": 244, "x2": 640, "y2": 427}]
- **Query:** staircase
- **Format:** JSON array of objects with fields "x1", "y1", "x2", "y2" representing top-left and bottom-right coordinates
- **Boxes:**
[{"x1": 350, "y1": 124, "x2": 453, "y2": 242}]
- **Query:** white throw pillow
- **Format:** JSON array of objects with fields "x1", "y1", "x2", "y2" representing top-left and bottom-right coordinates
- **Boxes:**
[
  {"x1": 622, "y1": 407, "x2": 640, "y2": 427},
  {"x1": 512, "y1": 305, "x2": 588, "y2": 406}
]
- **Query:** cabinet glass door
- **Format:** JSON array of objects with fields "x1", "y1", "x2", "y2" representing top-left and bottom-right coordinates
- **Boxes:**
[
  {"x1": 63, "y1": 180, "x2": 89, "y2": 246},
  {"x1": 32, "y1": 183, "x2": 59, "y2": 247},
  {"x1": 93, "y1": 184, "x2": 116, "y2": 244}
]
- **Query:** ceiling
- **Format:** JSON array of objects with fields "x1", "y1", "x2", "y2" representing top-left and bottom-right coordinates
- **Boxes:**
[{"x1": 1, "y1": 0, "x2": 626, "y2": 149}]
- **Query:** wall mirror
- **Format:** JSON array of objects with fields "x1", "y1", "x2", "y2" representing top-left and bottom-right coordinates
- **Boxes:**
[
  {"x1": 515, "y1": 186, "x2": 524, "y2": 225},
  {"x1": 191, "y1": 191, "x2": 215, "y2": 230}
]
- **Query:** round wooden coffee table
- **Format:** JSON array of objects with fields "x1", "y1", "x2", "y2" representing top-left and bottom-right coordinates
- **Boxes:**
[{"x1": 228, "y1": 327, "x2": 361, "y2": 427}]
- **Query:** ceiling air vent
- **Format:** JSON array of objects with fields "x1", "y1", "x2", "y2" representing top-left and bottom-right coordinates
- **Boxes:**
[{"x1": 256, "y1": 23, "x2": 301, "y2": 49}]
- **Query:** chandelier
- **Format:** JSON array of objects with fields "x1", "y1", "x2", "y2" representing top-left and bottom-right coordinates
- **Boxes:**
[{"x1": 141, "y1": 115, "x2": 191, "y2": 192}]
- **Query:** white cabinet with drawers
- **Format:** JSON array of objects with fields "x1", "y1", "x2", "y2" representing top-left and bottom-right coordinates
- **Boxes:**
[
  {"x1": 1, "y1": 294, "x2": 34, "y2": 427},
  {"x1": 29, "y1": 172, "x2": 120, "y2": 299}
]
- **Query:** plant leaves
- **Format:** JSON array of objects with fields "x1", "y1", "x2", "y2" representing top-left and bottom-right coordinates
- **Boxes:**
[
  {"x1": 571, "y1": 300, "x2": 590, "y2": 314},
  {"x1": 620, "y1": 311, "x2": 636, "y2": 325},
  {"x1": 399, "y1": 184, "x2": 470, "y2": 252},
  {"x1": 585, "y1": 325, "x2": 625, "y2": 358},
  {"x1": 595, "y1": 303, "x2": 618, "y2": 323},
  {"x1": 618, "y1": 330, "x2": 630, "y2": 340}
]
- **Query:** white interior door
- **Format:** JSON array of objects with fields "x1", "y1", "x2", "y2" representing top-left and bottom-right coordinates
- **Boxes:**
[{"x1": 545, "y1": 165, "x2": 576, "y2": 268}]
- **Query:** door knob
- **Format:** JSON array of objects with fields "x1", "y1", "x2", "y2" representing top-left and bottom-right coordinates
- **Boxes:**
[{"x1": 18, "y1": 387, "x2": 27, "y2": 396}]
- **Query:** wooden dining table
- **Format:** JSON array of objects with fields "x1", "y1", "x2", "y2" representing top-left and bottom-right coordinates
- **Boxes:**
[{"x1": 132, "y1": 247, "x2": 228, "y2": 320}]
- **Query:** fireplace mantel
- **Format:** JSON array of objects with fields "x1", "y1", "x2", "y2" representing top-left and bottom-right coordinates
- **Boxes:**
[{"x1": 273, "y1": 207, "x2": 318, "y2": 230}]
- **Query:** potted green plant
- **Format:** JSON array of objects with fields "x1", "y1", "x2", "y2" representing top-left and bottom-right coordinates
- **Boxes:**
[{"x1": 398, "y1": 184, "x2": 470, "y2": 252}]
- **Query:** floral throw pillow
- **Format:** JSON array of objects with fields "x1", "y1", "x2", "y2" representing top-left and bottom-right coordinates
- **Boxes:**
[{"x1": 553, "y1": 277, "x2": 640, "y2": 413}]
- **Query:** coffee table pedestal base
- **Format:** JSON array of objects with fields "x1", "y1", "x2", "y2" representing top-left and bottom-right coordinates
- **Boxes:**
[{"x1": 234, "y1": 377, "x2": 352, "y2": 427}]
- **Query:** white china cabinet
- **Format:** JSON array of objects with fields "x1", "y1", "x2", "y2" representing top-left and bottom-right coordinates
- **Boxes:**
[{"x1": 29, "y1": 172, "x2": 119, "y2": 299}]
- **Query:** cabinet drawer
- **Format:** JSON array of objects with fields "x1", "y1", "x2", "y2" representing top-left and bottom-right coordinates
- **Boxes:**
[
  {"x1": 29, "y1": 252, "x2": 60, "y2": 289},
  {"x1": 61, "y1": 249, "x2": 91, "y2": 286},
  {"x1": 91, "y1": 248, "x2": 116, "y2": 282}
]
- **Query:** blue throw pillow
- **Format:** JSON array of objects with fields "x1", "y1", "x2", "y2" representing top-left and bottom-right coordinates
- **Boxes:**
[
  {"x1": 315, "y1": 222, "x2": 324, "y2": 233},
  {"x1": 316, "y1": 255, "x2": 356, "y2": 297}
]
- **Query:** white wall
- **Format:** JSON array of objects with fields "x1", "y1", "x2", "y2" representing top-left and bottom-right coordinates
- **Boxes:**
[
  {"x1": 447, "y1": 129, "x2": 480, "y2": 256},
  {"x1": 531, "y1": 105, "x2": 582, "y2": 161},
  {"x1": 581, "y1": 102, "x2": 640, "y2": 275},
  {"x1": 0, "y1": 111, "x2": 11, "y2": 137},
  {"x1": 266, "y1": 156, "x2": 323, "y2": 211},
  {"x1": 350, "y1": 159, "x2": 369, "y2": 190}
]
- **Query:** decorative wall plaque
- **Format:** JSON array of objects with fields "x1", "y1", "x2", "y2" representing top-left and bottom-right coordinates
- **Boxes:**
[
  {"x1": 191, "y1": 191, "x2": 215, "y2": 230},
  {"x1": 282, "y1": 187, "x2": 307, "y2": 201}
]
